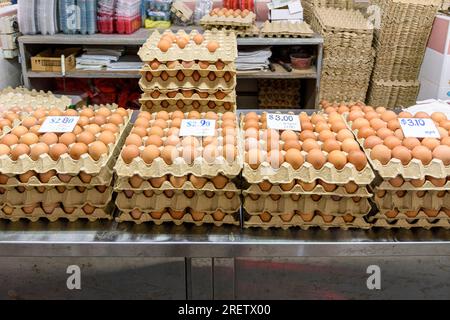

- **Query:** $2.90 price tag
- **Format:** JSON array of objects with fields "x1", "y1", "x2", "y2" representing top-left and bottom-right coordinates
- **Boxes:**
[
  {"x1": 39, "y1": 116, "x2": 80, "y2": 133},
  {"x1": 179, "y1": 119, "x2": 216, "y2": 137},
  {"x1": 399, "y1": 118, "x2": 441, "y2": 139},
  {"x1": 267, "y1": 113, "x2": 301, "y2": 131}
]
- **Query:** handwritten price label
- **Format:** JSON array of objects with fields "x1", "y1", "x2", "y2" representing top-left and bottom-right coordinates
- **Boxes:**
[
  {"x1": 179, "y1": 119, "x2": 216, "y2": 137},
  {"x1": 39, "y1": 116, "x2": 80, "y2": 133},
  {"x1": 267, "y1": 113, "x2": 301, "y2": 131},
  {"x1": 399, "y1": 118, "x2": 440, "y2": 138}
]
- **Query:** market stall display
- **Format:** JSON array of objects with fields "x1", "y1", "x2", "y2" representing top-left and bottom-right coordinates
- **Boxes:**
[
  {"x1": 241, "y1": 111, "x2": 375, "y2": 229},
  {"x1": 200, "y1": 8, "x2": 257, "y2": 36}
]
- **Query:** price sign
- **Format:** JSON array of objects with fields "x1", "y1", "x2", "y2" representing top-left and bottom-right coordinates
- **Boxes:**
[
  {"x1": 267, "y1": 113, "x2": 301, "y2": 131},
  {"x1": 39, "y1": 116, "x2": 80, "y2": 133},
  {"x1": 399, "y1": 118, "x2": 441, "y2": 138},
  {"x1": 179, "y1": 119, "x2": 216, "y2": 137}
]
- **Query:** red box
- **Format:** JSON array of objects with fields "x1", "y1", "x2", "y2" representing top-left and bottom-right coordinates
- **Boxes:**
[{"x1": 116, "y1": 15, "x2": 141, "y2": 34}]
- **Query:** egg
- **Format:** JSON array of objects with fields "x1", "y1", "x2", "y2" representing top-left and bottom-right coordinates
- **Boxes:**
[
  {"x1": 98, "y1": 131, "x2": 116, "y2": 145},
  {"x1": 301, "y1": 138, "x2": 320, "y2": 152},
  {"x1": 432, "y1": 145, "x2": 450, "y2": 165},
  {"x1": 11, "y1": 126, "x2": 28, "y2": 137},
  {"x1": 410, "y1": 178, "x2": 425, "y2": 187},
  {"x1": 306, "y1": 149, "x2": 326, "y2": 169},
  {"x1": 146, "y1": 135, "x2": 163, "y2": 147},
  {"x1": 192, "y1": 70, "x2": 201, "y2": 82},
  {"x1": 11, "y1": 144, "x2": 30, "y2": 160},
  {"x1": 19, "y1": 170, "x2": 35, "y2": 183},
  {"x1": 422, "y1": 138, "x2": 440, "y2": 151},
  {"x1": 328, "y1": 150, "x2": 347, "y2": 170},
  {"x1": 121, "y1": 145, "x2": 140, "y2": 164},
  {"x1": 158, "y1": 39, "x2": 172, "y2": 52},
  {"x1": 412, "y1": 146, "x2": 432, "y2": 165},
  {"x1": 1, "y1": 134, "x2": 18, "y2": 146},
  {"x1": 371, "y1": 145, "x2": 391, "y2": 165},
  {"x1": 428, "y1": 176, "x2": 446, "y2": 187},
  {"x1": 347, "y1": 150, "x2": 367, "y2": 171},
  {"x1": 357, "y1": 127, "x2": 375, "y2": 139},
  {"x1": 212, "y1": 175, "x2": 228, "y2": 189},
  {"x1": 283, "y1": 140, "x2": 301, "y2": 151},
  {"x1": 108, "y1": 113, "x2": 124, "y2": 126},
  {"x1": 391, "y1": 146, "x2": 412, "y2": 165},
  {"x1": 402, "y1": 137, "x2": 420, "y2": 150},
  {"x1": 245, "y1": 149, "x2": 263, "y2": 169},
  {"x1": 30, "y1": 142, "x2": 50, "y2": 161},
  {"x1": 161, "y1": 145, "x2": 179, "y2": 164},
  {"x1": 160, "y1": 71, "x2": 169, "y2": 81},
  {"x1": 149, "y1": 176, "x2": 167, "y2": 188},
  {"x1": 190, "y1": 175, "x2": 207, "y2": 188},
  {"x1": 207, "y1": 41, "x2": 220, "y2": 53},
  {"x1": 176, "y1": 37, "x2": 188, "y2": 49},
  {"x1": 0, "y1": 144, "x2": 10, "y2": 157},
  {"x1": 341, "y1": 139, "x2": 360, "y2": 153},
  {"x1": 414, "y1": 111, "x2": 430, "y2": 119},
  {"x1": 344, "y1": 181, "x2": 358, "y2": 194},
  {"x1": 39, "y1": 170, "x2": 56, "y2": 183},
  {"x1": 88, "y1": 141, "x2": 108, "y2": 161},
  {"x1": 322, "y1": 139, "x2": 341, "y2": 153},
  {"x1": 203, "y1": 144, "x2": 219, "y2": 163},
  {"x1": 352, "y1": 118, "x2": 370, "y2": 130},
  {"x1": 267, "y1": 150, "x2": 284, "y2": 169},
  {"x1": 285, "y1": 149, "x2": 304, "y2": 169},
  {"x1": 22, "y1": 117, "x2": 38, "y2": 128},
  {"x1": 320, "y1": 180, "x2": 337, "y2": 192}
]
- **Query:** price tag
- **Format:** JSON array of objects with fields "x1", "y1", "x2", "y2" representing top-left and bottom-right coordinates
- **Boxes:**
[
  {"x1": 39, "y1": 116, "x2": 80, "y2": 133},
  {"x1": 179, "y1": 119, "x2": 216, "y2": 137},
  {"x1": 267, "y1": 113, "x2": 301, "y2": 131},
  {"x1": 399, "y1": 118, "x2": 441, "y2": 138}
]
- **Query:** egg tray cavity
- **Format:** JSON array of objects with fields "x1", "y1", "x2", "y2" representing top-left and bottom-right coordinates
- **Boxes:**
[
  {"x1": 243, "y1": 195, "x2": 371, "y2": 216},
  {"x1": 138, "y1": 30, "x2": 238, "y2": 63},
  {"x1": 115, "y1": 191, "x2": 241, "y2": 213},
  {"x1": 244, "y1": 183, "x2": 372, "y2": 197},
  {"x1": 200, "y1": 12, "x2": 256, "y2": 28},
  {"x1": 369, "y1": 210, "x2": 450, "y2": 222},
  {"x1": 0, "y1": 201, "x2": 115, "y2": 222},
  {"x1": 116, "y1": 210, "x2": 240, "y2": 226},
  {"x1": 378, "y1": 180, "x2": 450, "y2": 190},
  {"x1": 139, "y1": 76, "x2": 236, "y2": 93},
  {"x1": 369, "y1": 217, "x2": 450, "y2": 230},
  {"x1": 0, "y1": 110, "x2": 133, "y2": 176},
  {"x1": 0, "y1": 186, "x2": 113, "y2": 207},
  {"x1": 140, "y1": 90, "x2": 236, "y2": 104},
  {"x1": 243, "y1": 214, "x2": 371, "y2": 230},
  {"x1": 114, "y1": 178, "x2": 239, "y2": 192},
  {"x1": 373, "y1": 190, "x2": 450, "y2": 212},
  {"x1": 141, "y1": 62, "x2": 236, "y2": 76},
  {"x1": 140, "y1": 99, "x2": 236, "y2": 114}
]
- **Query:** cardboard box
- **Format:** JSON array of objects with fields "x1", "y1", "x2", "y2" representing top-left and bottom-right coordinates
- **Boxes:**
[{"x1": 31, "y1": 48, "x2": 80, "y2": 72}]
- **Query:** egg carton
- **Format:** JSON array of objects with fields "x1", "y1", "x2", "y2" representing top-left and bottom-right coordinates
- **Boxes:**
[
  {"x1": 139, "y1": 75, "x2": 236, "y2": 93},
  {"x1": 140, "y1": 90, "x2": 236, "y2": 103},
  {"x1": 115, "y1": 190, "x2": 241, "y2": 212},
  {"x1": 116, "y1": 210, "x2": 240, "y2": 226},
  {"x1": 170, "y1": 1, "x2": 193, "y2": 23},
  {"x1": 260, "y1": 21, "x2": 314, "y2": 38},
  {"x1": 140, "y1": 98, "x2": 236, "y2": 114},
  {"x1": 0, "y1": 110, "x2": 132, "y2": 176},
  {"x1": 243, "y1": 213, "x2": 371, "y2": 230},
  {"x1": 352, "y1": 129, "x2": 450, "y2": 180},
  {"x1": 370, "y1": 209, "x2": 450, "y2": 221},
  {"x1": 200, "y1": 12, "x2": 256, "y2": 28},
  {"x1": 114, "y1": 177, "x2": 239, "y2": 192},
  {"x1": 369, "y1": 217, "x2": 450, "y2": 230},
  {"x1": 0, "y1": 87, "x2": 71, "y2": 112},
  {"x1": 0, "y1": 202, "x2": 115, "y2": 222},
  {"x1": 373, "y1": 190, "x2": 450, "y2": 212},
  {"x1": 244, "y1": 183, "x2": 372, "y2": 197},
  {"x1": 0, "y1": 186, "x2": 113, "y2": 207},
  {"x1": 244, "y1": 194, "x2": 371, "y2": 216},
  {"x1": 142, "y1": 61, "x2": 236, "y2": 76},
  {"x1": 138, "y1": 30, "x2": 238, "y2": 64},
  {"x1": 377, "y1": 180, "x2": 450, "y2": 190},
  {"x1": 311, "y1": 7, "x2": 374, "y2": 34}
]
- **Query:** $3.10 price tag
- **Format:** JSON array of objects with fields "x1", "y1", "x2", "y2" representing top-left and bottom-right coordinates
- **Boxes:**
[
  {"x1": 179, "y1": 119, "x2": 216, "y2": 137},
  {"x1": 39, "y1": 116, "x2": 80, "y2": 133},
  {"x1": 399, "y1": 118, "x2": 441, "y2": 138},
  {"x1": 267, "y1": 113, "x2": 301, "y2": 131}
]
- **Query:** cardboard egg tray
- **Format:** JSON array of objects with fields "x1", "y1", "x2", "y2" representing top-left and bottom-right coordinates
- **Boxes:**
[
  {"x1": 0, "y1": 186, "x2": 113, "y2": 207},
  {"x1": 368, "y1": 216, "x2": 450, "y2": 230},
  {"x1": 0, "y1": 201, "x2": 115, "y2": 222},
  {"x1": 311, "y1": 7, "x2": 373, "y2": 35},
  {"x1": 243, "y1": 194, "x2": 371, "y2": 216},
  {"x1": 138, "y1": 30, "x2": 238, "y2": 64},
  {"x1": 377, "y1": 180, "x2": 450, "y2": 191},
  {"x1": 243, "y1": 213, "x2": 371, "y2": 230},
  {"x1": 366, "y1": 79, "x2": 420, "y2": 109},
  {"x1": 260, "y1": 21, "x2": 314, "y2": 38},
  {"x1": 243, "y1": 183, "x2": 372, "y2": 197},
  {"x1": 142, "y1": 62, "x2": 236, "y2": 76},
  {"x1": 200, "y1": 12, "x2": 256, "y2": 28},
  {"x1": 234, "y1": 25, "x2": 261, "y2": 38},
  {"x1": 116, "y1": 209, "x2": 240, "y2": 226},
  {"x1": 351, "y1": 128, "x2": 450, "y2": 180},
  {"x1": 373, "y1": 190, "x2": 450, "y2": 213},
  {"x1": 139, "y1": 74, "x2": 236, "y2": 92},
  {"x1": 140, "y1": 94, "x2": 236, "y2": 113},
  {"x1": 0, "y1": 86, "x2": 71, "y2": 111}
]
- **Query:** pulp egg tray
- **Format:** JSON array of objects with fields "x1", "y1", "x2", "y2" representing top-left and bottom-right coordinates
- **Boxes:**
[
  {"x1": 139, "y1": 90, "x2": 236, "y2": 104},
  {"x1": 244, "y1": 183, "x2": 372, "y2": 197},
  {"x1": 373, "y1": 190, "x2": 450, "y2": 213},
  {"x1": 243, "y1": 195, "x2": 371, "y2": 216},
  {"x1": 0, "y1": 111, "x2": 132, "y2": 176},
  {"x1": 352, "y1": 128, "x2": 450, "y2": 179},
  {"x1": 311, "y1": 7, "x2": 373, "y2": 34},
  {"x1": 141, "y1": 62, "x2": 236, "y2": 76},
  {"x1": 260, "y1": 21, "x2": 314, "y2": 38},
  {"x1": 368, "y1": 216, "x2": 450, "y2": 230},
  {"x1": 114, "y1": 178, "x2": 239, "y2": 192},
  {"x1": 139, "y1": 75, "x2": 236, "y2": 93},
  {"x1": 377, "y1": 180, "x2": 450, "y2": 190},
  {"x1": 243, "y1": 213, "x2": 371, "y2": 230},
  {"x1": 138, "y1": 30, "x2": 238, "y2": 63},
  {"x1": 0, "y1": 186, "x2": 113, "y2": 207},
  {"x1": 116, "y1": 209, "x2": 240, "y2": 226},
  {"x1": 0, "y1": 201, "x2": 115, "y2": 222},
  {"x1": 200, "y1": 12, "x2": 256, "y2": 28},
  {"x1": 115, "y1": 189, "x2": 241, "y2": 212},
  {"x1": 140, "y1": 99, "x2": 236, "y2": 114}
]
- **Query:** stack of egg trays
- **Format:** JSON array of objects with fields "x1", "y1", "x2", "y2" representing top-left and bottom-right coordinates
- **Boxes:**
[
  {"x1": 0, "y1": 105, "x2": 132, "y2": 222},
  {"x1": 258, "y1": 79, "x2": 301, "y2": 108},
  {"x1": 138, "y1": 29, "x2": 237, "y2": 114},
  {"x1": 348, "y1": 119, "x2": 450, "y2": 229},
  {"x1": 113, "y1": 112, "x2": 243, "y2": 226},
  {"x1": 241, "y1": 112, "x2": 375, "y2": 230}
]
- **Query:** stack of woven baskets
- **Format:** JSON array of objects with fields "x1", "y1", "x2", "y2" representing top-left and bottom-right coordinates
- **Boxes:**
[
  {"x1": 311, "y1": 7, "x2": 374, "y2": 102},
  {"x1": 367, "y1": 0, "x2": 441, "y2": 108}
]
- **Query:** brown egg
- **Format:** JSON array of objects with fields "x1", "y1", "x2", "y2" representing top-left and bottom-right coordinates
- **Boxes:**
[
  {"x1": 121, "y1": 145, "x2": 140, "y2": 164},
  {"x1": 88, "y1": 141, "x2": 108, "y2": 161},
  {"x1": 307, "y1": 149, "x2": 326, "y2": 169},
  {"x1": 365, "y1": 111, "x2": 379, "y2": 121},
  {"x1": 370, "y1": 118, "x2": 387, "y2": 131},
  {"x1": 108, "y1": 113, "x2": 124, "y2": 126},
  {"x1": 165, "y1": 135, "x2": 180, "y2": 147},
  {"x1": 11, "y1": 126, "x2": 28, "y2": 138},
  {"x1": 358, "y1": 127, "x2": 375, "y2": 139},
  {"x1": 19, "y1": 170, "x2": 35, "y2": 183},
  {"x1": 125, "y1": 133, "x2": 143, "y2": 147},
  {"x1": 285, "y1": 149, "x2": 304, "y2": 169},
  {"x1": 161, "y1": 145, "x2": 179, "y2": 164},
  {"x1": 428, "y1": 176, "x2": 446, "y2": 187},
  {"x1": 77, "y1": 116, "x2": 90, "y2": 127},
  {"x1": 431, "y1": 112, "x2": 447, "y2": 123},
  {"x1": 97, "y1": 131, "x2": 116, "y2": 146},
  {"x1": 347, "y1": 150, "x2": 367, "y2": 171},
  {"x1": 320, "y1": 180, "x2": 337, "y2": 192},
  {"x1": 85, "y1": 123, "x2": 102, "y2": 135},
  {"x1": 336, "y1": 129, "x2": 353, "y2": 142},
  {"x1": 389, "y1": 176, "x2": 404, "y2": 187},
  {"x1": 49, "y1": 143, "x2": 68, "y2": 161},
  {"x1": 410, "y1": 179, "x2": 425, "y2": 187},
  {"x1": 190, "y1": 175, "x2": 207, "y2": 189},
  {"x1": 348, "y1": 110, "x2": 365, "y2": 122},
  {"x1": 267, "y1": 150, "x2": 284, "y2": 169},
  {"x1": 383, "y1": 136, "x2": 402, "y2": 150},
  {"x1": 352, "y1": 118, "x2": 370, "y2": 130},
  {"x1": 317, "y1": 130, "x2": 333, "y2": 142},
  {"x1": 283, "y1": 139, "x2": 301, "y2": 151},
  {"x1": 0, "y1": 144, "x2": 10, "y2": 156},
  {"x1": 140, "y1": 145, "x2": 160, "y2": 164},
  {"x1": 403, "y1": 137, "x2": 421, "y2": 150},
  {"x1": 432, "y1": 145, "x2": 450, "y2": 166},
  {"x1": 344, "y1": 181, "x2": 358, "y2": 194},
  {"x1": 182, "y1": 136, "x2": 200, "y2": 148},
  {"x1": 412, "y1": 146, "x2": 432, "y2": 165},
  {"x1": 422, "y1": 138, "x2": 440, "y2": 151},
  {"x1": 211, "y1": 175, "x2": 228, "y2": 189},
  {"x1": 322, "y1": 139, "x2": 341, "y2": 153},
  {"x1": 147, "y1": 126, "x2": 164, "y2": 137},
  {"x1": 1, "y1": 133, "x2": 18, "y2": 146},
  {"x1": 302, "y1": 138, "x2": 320, "y2": 152},
  {"x1": 11, "y1": 143, "x2": 30, "y2": 160},
  {"x1": 203, "y1": 144, "x2": 219, "y2": 163},
  {"x1": 146, "y1": 135, "x2": 163, "y2": 147},
  {"x1": 222, "y1": 144, "x2": 236, "y2": 162},
  {"x1": 158, "y1": 39, "x2": 172, "y2": 52},
  {"x1": 182, "y1": 146, "x2": 199, "y2": 164},
  {"x1": 387, "y1": 119, "x2": 400, "y2": 131},
  {"x1": 69, "y1": 143, "x2": 88, "y2": 160},
  {"x1": 371, "y1": 145, "x2": 391, "y2": 165},
  {"x1": 39, "y1": 170, "x2": 56, "y2": 183},
  {"x1": 245, "y1": 149, "x2": 263, "y2": 169},
  {"x1": 30, "y1": 142, "x2": 49, "y2": 161},
  {"x1": 21, "y1": 117, "x2": 37, "y2": 129},
  {"x1": 207, "y1": 41, "x2": 220, "y2": 52},
  {"x1": 391, "y1": 146, "x2": 411, "y2": 165},
  {"x1": 377, "y1": 128, "x2": 394, "y2": 140},
  {"x1": 380, "y1": 110, "x2": 397, "y2": 122},
  {"x1": 193, "y1": 34, "x2": 204, "y2": 45},
  {"x1": 414, "y1": 111, "x2": 430, "y2": 119},
  {"x1": 328, "y1": 150, "x2": 347, "y2": 170},
  {"x1": 73, "y1": 126, "x2": 83, "y2": 135},
  {"x1": 299, "y1": 130, "x2": 316, "y2": 141},
  {"x1": 19, "y1": 132, "x2": 39, "y2": 146},
  {"x1": 77, "y1": 131, "x2": 95, "y2": 145},
  {"x1": 340, "y1": 139, "x2": 359, "y2": 154},
  {"x1": 398, "y1": 111, "x2": 412, "y2": 118}
]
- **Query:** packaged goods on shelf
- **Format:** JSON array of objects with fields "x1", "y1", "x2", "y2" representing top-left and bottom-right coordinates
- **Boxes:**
[
  {"x1": 322, "y1": 101, "x2": 450, "y2": 229},
  {"x1": 114, "y1": 110, "x2": 242, "y2": 225},
  {"x1": 144, "y1": 0, "x2": 172, "y2": 27},
  {"x1": 241, "y1": 111, "x2": 375, "y2": 229},
  {"x1": 76, "y1": 46, "x2": 125, "y2": 70},
  {"x1": 310, "y1": 7, "x2": 374, "y2": 103}
]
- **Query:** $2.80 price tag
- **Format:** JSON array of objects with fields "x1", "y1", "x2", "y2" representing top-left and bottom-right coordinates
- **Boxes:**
[
  {"x1": 179, "y1": 119, "x2": 216, "y2": 137},
  {"x1": 39, "y1": 116, "x2": 80, "y2": 133},
  {"x1": 399, "y1": 118, "x2": 441, "y2": 138},
  {"x1": 267, "y1": 113, "x2": 301, "y2": 131}
]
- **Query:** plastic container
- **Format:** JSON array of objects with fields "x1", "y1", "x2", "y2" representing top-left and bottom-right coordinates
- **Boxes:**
[
  {"x1": 97, "y1": 15, "x2": 115, "y2": 33},
  {"x1": 290, "y1": 53, "x2": 312, "y2": 70},
  {"x1": 116, "y1": 15, "x2": 141, "y2": 34}
]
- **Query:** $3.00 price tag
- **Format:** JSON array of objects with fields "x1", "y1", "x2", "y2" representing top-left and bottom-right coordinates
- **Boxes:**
[
  {"x1": 39, "y1": 116, "x2": 80, "y2": 133},
  {"x1": 267, "y1": 113, "x2": 301, "y2": 131},
  {"x1": 399, "y1": 118, "x2": 441, "y2": 138},
  {"x1": 179, "y1": 119, "x2": 216, "y2": 137}
]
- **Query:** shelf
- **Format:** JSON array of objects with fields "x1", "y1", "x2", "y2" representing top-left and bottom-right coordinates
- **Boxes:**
[
  {"x1": 26, "y1": 64, "x2": 317, "y2": 80},
  {"x1": 19, "y1": 28, "x2": 323, "y2": 46}
]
